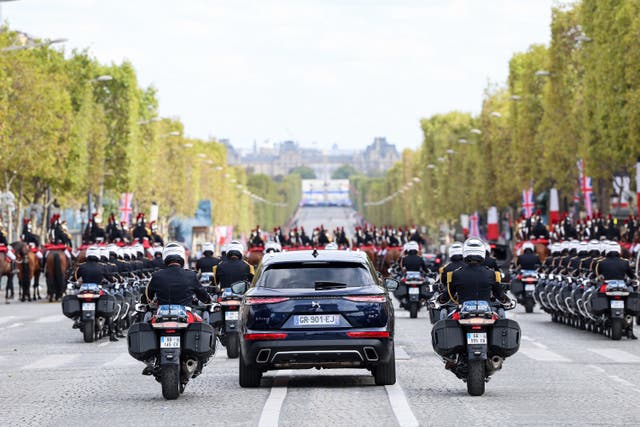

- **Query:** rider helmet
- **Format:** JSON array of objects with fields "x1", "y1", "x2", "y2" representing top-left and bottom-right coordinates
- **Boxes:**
[
  {"x1": 605, "y1": 241, "x2": 620, "y2": 256},
  {"x1": 448, "y1": 242, "x2": 463, "y2": 259},
  {"x1": 325, "y1": 242, "x2": 339, "y2": 250},
  {"x1": 405, "y1": 241, "x2": 419, "y2": 254},
  {"x1": 568, "y1": 240, "x2": 579, "y2": 254},
  {"x1": 86, "y1": 246, "x2": 100, "y2": 261},
  {"x1": 522, "y1": 242, "x2": 535, "y2": 253},
  {"x1": 107, "y1": 244, "x2": 118, "y2": 258},
  {"x1": 587, "y1": 240, "x2": 600, "y2": 254},
  {"x1": 163, "y1": 242, "x2": 186, "y2": 266},
  {"x1": 227, "y1": 242, "x2": 244, "y2": 259},
  {"x1": 549, "y1": 243, "x2": 561, "y2": 255},
  {"x1": 202, "y1": 242, "x2": 215, "y2": 256},
  {"x1": 577, "y1": 241, "x2": 589, "y2": 255},
  {"x1": 99, "y1": 247, "x2": 109, "y2": 261},
  {"x1": 462, "y1": 238, "x2": 486, "y2": 262},
  {"x1": 264, "y1": 241, "x2": 281, "y2": 254}
]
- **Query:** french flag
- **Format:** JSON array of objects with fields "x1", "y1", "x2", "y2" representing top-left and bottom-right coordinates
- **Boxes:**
[
  {"x1": 577, "y1": 159, "x2": 593, "y2": 217},
  {"x1": 549, "y1": 188, "x2": 560, "y2": 224},
  {"x1": 486, "y1": 207, "x2": 499, "y2": 241},
  {"x1": 636, "y1": 158, "x2": 640, "y2": 214},
  {"x1": 522, "y1": 188, "x2": 534, "y2": 218}
]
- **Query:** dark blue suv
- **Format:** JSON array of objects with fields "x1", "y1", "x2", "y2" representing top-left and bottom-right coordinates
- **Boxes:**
[{"x1": 237, "y1": 250, "x2": 397, "y2": 387}]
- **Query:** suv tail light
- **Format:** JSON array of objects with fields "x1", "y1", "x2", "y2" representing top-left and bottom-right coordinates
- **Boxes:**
[
  {"x1": 244, "y1": 297, "x2": 290, "y2": 305},
  {"x1": 344, "y1": 295, "x2": 386, "y2": 303},
  {"x1": 244, "y1": 333, "x2": 288, "y2": 341},
  {"x1": 346, "y1": 331, "x2": 389, "y2": 338}
]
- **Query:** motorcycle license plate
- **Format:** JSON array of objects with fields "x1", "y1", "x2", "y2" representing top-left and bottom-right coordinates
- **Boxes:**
[
  {"x1": 160, "y1": 336, "x2": 181, "y2": 348},
  {"x1": 525, "y1": 284, "x2": 535, "y2": 292},
  {"x1": 466, "y1": 333, "x2": 487, "y2": 345},
  {"x1": 610, "y1": 300, "x2": 625, "y2": 309},
  {"x1": 225, "y1": 311, "x2": 239, "y2": 321},
  {"x1": 408, "y1": 287, "x2": 420, "y2": 295},
  {"x1": 293, "y1": 314, "x2": 339, "y2": 326},
  {"x1": 82, "y1": 303, "x2": 95, "y2": 311}
]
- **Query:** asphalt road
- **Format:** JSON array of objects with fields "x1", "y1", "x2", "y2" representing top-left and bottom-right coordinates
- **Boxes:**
[
  {"x1": 291, "y1": 206, "x2": 359, "y2": 239},
  {"x1": 1, "y1": 293, "x2": 639, "y2": 427}
]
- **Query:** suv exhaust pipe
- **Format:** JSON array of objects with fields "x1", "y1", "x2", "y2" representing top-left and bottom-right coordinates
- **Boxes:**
[
  {"x1": 363, "y1": 347, "x2": 378, "y2": 362},
  {"x1": 256, "y1": 349, "x2": 271, "y2": 364}
]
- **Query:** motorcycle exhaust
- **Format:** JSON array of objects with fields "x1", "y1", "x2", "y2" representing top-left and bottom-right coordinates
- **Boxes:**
[
  {"x1": 489, "y1": 355, "x2": 503, "y2": 371},
  {"x1": 182, "y1": 359, "x2": 198, "y2": 378}
]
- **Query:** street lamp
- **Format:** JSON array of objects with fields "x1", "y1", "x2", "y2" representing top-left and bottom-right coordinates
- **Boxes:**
[
  {"x1": 510, "y1": 95, "x2": 522, "y2": 101},
  {"x1": 159, "y1": 131, "x2": 180, "y2": 138},
  {"x1": 489, "y1": 111, "x2": 502, "y2": 118},
  {"x1": 535, "y1": 70, "x2": 551, "y2": 77},
  {"x1": 470, "y1": 128, "x2": 482, "y2": 135},
  {"x1": 446, "y1": 149, "x2": 455, "y2": 154},
  {"x1": 1, "y1": 36, "x2": 67, "y2": 53},
  {"x1": 458, "y1": 138, "x2": 468, "y2": 144}
]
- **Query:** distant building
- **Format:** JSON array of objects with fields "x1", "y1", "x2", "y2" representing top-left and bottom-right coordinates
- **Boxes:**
[{"x1": 354, "y1": 137, "x2": 400, "y2": 176}]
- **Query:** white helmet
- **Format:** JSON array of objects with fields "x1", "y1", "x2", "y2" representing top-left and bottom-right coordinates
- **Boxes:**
[
  {"x1": 163, "y1": 242, "x2": 186, "y2": 266},
  {"x1": 559, "y1": 241, "x2": 570, "y2": 252},
  {"x1": 588, "y1": 240, "x2": 600, "y2": 253},
  {"x1": 577, "y1": 241, "x2": 589, "y2": 254},
  {"x1": 522, "y1": 242, "x2": 535, "y2": 252},
  {"x1": 264, "y1": 241, "x2": 281, "y2": 253},
  {"x1": 568, "y1": 240, "x2": 580, "y2": 253},
  {"x1": 86, "y1": 246, "x2": 100, "y2": 260},
  {"x1": 99, "y1": 247, "x2": 109, "y2": 260},
  {"x1": 227, "y1": 242, "x2": 244, "y2": 258},
  {"x1": 448, "y1": 242, "x2": 463, "y2": 258},
  {"x1": 549, "y1": 243, "x2": 561, "y2": 255},
  {"x1": 606, "y1": 242, "x2": 621, "y2": 256},
  {"x1": 202, "y1": 242, "x2": 215, "y2": 254},
  {"x1": 405, "y1": 241, "x2": 419, "y2": 253},
  {"x1": 325, "y1": 242, "x2": 339, "y2": 250},
  {"x1": 463, "y1": 238, "x2": 486, "y2": 261}
]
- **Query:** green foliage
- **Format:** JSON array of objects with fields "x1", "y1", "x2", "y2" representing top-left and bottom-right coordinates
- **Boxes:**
[
  {"x1": 331, "y1": 164, "x2": 359, "y2": 180},
  {"x1": 289, "y1": 166, "x2": 316, "y2": 179}
]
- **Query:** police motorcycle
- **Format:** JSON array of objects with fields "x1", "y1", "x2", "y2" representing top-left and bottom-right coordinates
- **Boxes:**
[
  {"x1": 208, "y1": 281, "x2": 249, "y2": 358},
  {"x1": 510, "y1": 269, "x2": 538, "y2": 313},
  {"x1": 62, "y1": 281, "x2": 118, "y2": 343},
  {"x1": 128, "y1": 301, "x2": 217, "y2": 400},
  {"x1": 431, "y1": 298, "x2": 520, "y2": 396},
  {"x1": 398, "y1": 271, "x2": 435, "y2": 318}
]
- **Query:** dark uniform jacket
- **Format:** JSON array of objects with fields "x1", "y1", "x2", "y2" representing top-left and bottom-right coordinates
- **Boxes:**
[
  {"x1": 515, "y1": 252, "x2": 541, "y2": 270},
  {"x1": 439, "y1": 257, "x2": 465, "y2": 288},
  {"x1": 74, "y1": 260, "x2": 106, "y2": 284},
  {"x1": 446, "y1": 263, "x2": 506, "y2": 303},
  {"x1": 213, "y1": 258, "x2": 254, "y2": 288},
  {"x1": 484, "y1": 256, "x2": 499, "y2": 271},
  {"x1": 400, "y1": 254, "x2": 427, "y2": 272},
  {"x1": 196, "y1": 255, "x2": 221, "y2": 274},
  {"x1": 146, "y1": 265, "x2": 211, "y2": 306},
  {"x1": 150, "y1": 257, "x2": 166, "y2": 271},
  {"x1": 595, "y1": 256, "x2": 634, "y2": 281}
]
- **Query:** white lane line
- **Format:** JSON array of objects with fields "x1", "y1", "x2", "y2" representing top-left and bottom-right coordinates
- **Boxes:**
[
  {"x1": 396, "y1": 346, "x2": 411, "y2": 360},
  {"x1": 0, "y1": 316, "x2": 17, "y2": 325},
  {"x1": 589, "y1": 348, "x2": 640, "y2": 363},
  {"x1": 97, "y1": 342, "x2": 110, "y2": 347},
  {"x1": 520, "y1": 348, "x2": 571, "y2": 362},
  {"x1": 34, "y1": 315, "x2": 66, "y2": 324},
  {"x1": 587, "y1": 364, "x2": 606, "y2": 374},
  {"x1": 21, "y1": 354, "x2": 79, "y2": 370},
  {"x1": 258, "y1": 370, "x2": 291, "y2": 427},
  {"x1": 385, "y1": 381, "x2": 419, "y2": 427},
  {"x1": 0, "y1": 322, "x2": 24, "y2": 331},
  {"x1": 609, "y1": 375, "x2": 635, "y2": 387},
  {"x1": 102, "y1": 353, "x2": 139, "y2": 368}
]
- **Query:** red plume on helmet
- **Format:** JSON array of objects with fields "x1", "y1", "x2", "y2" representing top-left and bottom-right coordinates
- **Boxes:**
[{"x1": 136, "y1": 213, "x2": 144, "y2": 221}]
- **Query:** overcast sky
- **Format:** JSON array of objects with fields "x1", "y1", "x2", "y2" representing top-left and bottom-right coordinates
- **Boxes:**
[{"x1": 3, "y1": 0, "x2": 554, "y2": 151}]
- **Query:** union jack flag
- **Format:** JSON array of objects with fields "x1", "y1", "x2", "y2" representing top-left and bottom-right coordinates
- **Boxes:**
[
  {"x1": 577, "y1": 159, "x2": 593, "y2": 217},
  {"x1": 119, "y1": 193, "x2": 133, "y2": 226},
  {"x1": 469, "y1": 211, "x2": 480, "y2": 238},
  {"x1": 522, "y1": 188, "x2": 534, "y2": 218}
]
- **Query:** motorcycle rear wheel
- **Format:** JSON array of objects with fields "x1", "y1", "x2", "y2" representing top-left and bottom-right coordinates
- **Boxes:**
[
  {"x1": 226, "y1": 333, "x2": 239, "y2": 359},
  {"x1": 83, "y1": 320, "x2": 95, "y2": 343},
  {"x1": 524, "y1": 299, "x2": 534, "y2": 313},
  {"x1": 611, "y1": 318, "x2": 623, "y2": 341},
  {"x1": 466, "y1": 360, "x2": 485, "y2": 396},
  {"x1": 161, "y1": 365, "x2": 181, "y2": 400},
  {"x1": 409, "y1": 301, "x2": 418, "y2": 319}
]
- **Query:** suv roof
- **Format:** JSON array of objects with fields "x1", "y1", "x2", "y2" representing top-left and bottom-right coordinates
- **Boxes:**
[{"x1": 261, "y1": 250, "x2": 370, "y2": 267}]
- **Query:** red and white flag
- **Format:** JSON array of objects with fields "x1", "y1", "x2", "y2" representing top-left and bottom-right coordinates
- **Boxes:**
[
  {"x1": 486, "y1": 207, "x2": 499, "y2": 241},
  {"x1": 522, "y1": 188, "x2": 534, "y2": 218},
  {"x1": 549, "y1": 188, "x2": 560, "y2": 224},
  {"x1": 119, "y1": 193, "x2": 133, "y2": 226},
  {"x1": 577, "y1": 159, "x2": 593, "y2": 217},
  {"x1": 460, "y1": 214, "x2": 469, "y2": 238},
  {"x1": 469, "y1": 211, "x2": 480, "y2": 238},
  {"x1": 636, "y1": 158, "x2": 640, "y2": 214}
]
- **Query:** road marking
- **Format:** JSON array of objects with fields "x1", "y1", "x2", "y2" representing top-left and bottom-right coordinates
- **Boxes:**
[
  {"x1": 0, "y1": 316, "x2": 17, "y2": 325},
  {"x1": 258, "y1": 370, "x2": 291, "y2": 427},
  {"x1": 0, "y1": 322, "x2": 24, "y2": 331},
  {"x1": 97, "y1": 342, "x2": 110, "y2": 347},
  {"x1": 34, "y1": 315, "x2": 66, "y2": 323},
  {"x1": 587, "y1": 364, "x2": 606, "y2": 374},
  {"x1": 589, "y1": 348, "x2": 640, "y2": 363},
  {"x1": 102, "y1": 353, "x2": 139, "y2": 368},
  {"x1": 385, "y1": 381, "x2": 419, "y2": 427},
  {"x1": 520, "y1": 348, "x2": 571, "y2": 362},
  {"x1": 22, "y1": 354, "x2": 79, "y2": 370},
  {"x1": 609, "y1": 375, "x2": 635, "y2": 387},
  {"x1": 396, "y1": 346, "x2": 411, "y2": 360}
]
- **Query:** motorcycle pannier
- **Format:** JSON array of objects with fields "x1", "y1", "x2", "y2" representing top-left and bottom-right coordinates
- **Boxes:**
[
  {"x1": 626, "y1": 292, "x2": 640, "y2": 314},
  {"x1": 489, "y1": 318, "x2": 521, "y2": 358},
  {"x1": 510, "y1": 280, "x2": 523, "y2": 296},
  {"x1": 96, "y1": 294, "x2": 117, "y2": 317},
  {"x1": 588, "y1": 293, "x2": 609, "y2": 315},
  {"x1": 431, "y1": 319, "x2": 465, "y2": 356},
  {"x1": 184, "y1": 322, "x2": 216, "y2": 359},
  {"x1": 128, "y1": 322, "x2": 158, "y2": 361},
  {"x1": 61, "y1": 295, "x2": 80, "y2": 319}
]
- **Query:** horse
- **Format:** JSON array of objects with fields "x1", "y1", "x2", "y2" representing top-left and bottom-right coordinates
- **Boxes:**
[
  {"x1": 45, "y1": 248, "x2": 69, "y2": 302},
  {"x1": 11, "y1": 242, "x2": 41, "y2": 301},
  {"x1": 381, "y1": 246, "x2": 403, "y2": 277},
  {"x1": 0, "y1": 250, "x2": 14, "y2": 302},
  {"x1": 356, "y1": 245, "x2": 378, "y2": 267},
  {"x1": 246, "y1": 247, "x2": 264, "y2": 268}
]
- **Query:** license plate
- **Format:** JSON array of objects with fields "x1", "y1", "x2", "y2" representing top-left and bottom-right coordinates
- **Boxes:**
[
  {"x1": 82, "y1": 302, "x2": 95, "y2": 311},
  {"x1": 466, "y1": 332, "x2": 487, "y2": 345},
  {"x1": 408, "y1": 287, "x2": 419, "y2": 295},
  {"x1": 294, "y1": 314, "x2": 339, "y2": 326},
  {"x1": 525, "y1": 284, "x2": 535, "y2": 292},
  {"x1": 225, "y1": 311, "x2": 239, "y2": 320},
  {"x1": 611, "y1": 300, "x2": 625, "y2": 309},
  {"x1": 160, "y1": 336, "x2": 181, "y2": 348}
]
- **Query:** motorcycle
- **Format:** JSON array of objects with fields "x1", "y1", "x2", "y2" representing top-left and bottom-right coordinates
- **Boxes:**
[
  {"x1": 510, "y1": 269, "x2": 538, "y2": 313},
  {"x1": 209, "y1": 282, "x2": 248, "y2": 358},
  {"x1": 583, "y1": 279, "x2": 640, "y2": 340},
  {"x1": 431, "y1": 299, "x2": 520, "y2": 396},
  {"x1": 61, "y1": 282, "x2": 117, "y2": 342},
  {"x1": 128, "y1": 303, "x2": 216, "y2": 400},
  {"x1": 396, "y1": 271, "x2": 435, "y2": 318}
]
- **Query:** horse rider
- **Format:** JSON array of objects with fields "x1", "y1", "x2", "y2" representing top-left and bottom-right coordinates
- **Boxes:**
[
  {"x1": 131, "y1": 213, "x2": 151, "y2": 244},
  {"x1": 0, "y1": 222, "x2": 17, "y2": 271},
  {"x1": 249, "y1": 225, "x2": 265, "y2": 248},
  {"x1": 213, "y1": 242, "x2": 254, "y2": 289}
]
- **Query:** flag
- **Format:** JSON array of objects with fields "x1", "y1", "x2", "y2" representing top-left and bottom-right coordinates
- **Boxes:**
[
  {"x1": 636, "y1": 158, "x2": 640, "y2": 214},
  {"x1": 549, "y1": 188, "x2": 560, "y2": 224},
  {"x1": 486, "y1": 207, "x2": 499, "y2": 241},
  {"x1": 460, "y1": 214, "x2": 469, "y2": 238},
  {"x1": 149, "y1": 203, "x2": 159, "y2": 222},
  {"x1": 522, "y1": 188, "x2": 534, "y2": 218},
  {"x1": 469, "y1": 211, "x2": 480, "y2": 238},
  {"x1": 612, "y1": 175, "x2": 630, "y2": 209},
  {"x1": 119, "y1": 193, "x2": 133, "y2": 226},
  {"x1": 577, "y1": 159, "x2": 593, "y2": 217},
  {"x1": 215, "y1": 225, "x2": 233, "y2": 250}
]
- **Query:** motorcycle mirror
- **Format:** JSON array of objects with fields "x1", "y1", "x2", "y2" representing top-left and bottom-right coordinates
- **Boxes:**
[
  {"x1": 384, "y1": 278, "x2": 399, "y2": 291},
  {"x1": 135, "y1": 303, "x2": 147, "y2": 313},
  {"x1": 230, "y1": 281, "x2": 249, "y2": 295}
]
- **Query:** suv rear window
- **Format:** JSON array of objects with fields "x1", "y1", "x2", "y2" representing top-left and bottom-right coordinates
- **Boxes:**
[{"x1": 257, "y1": 261, "x2": 376, "y2": 289}]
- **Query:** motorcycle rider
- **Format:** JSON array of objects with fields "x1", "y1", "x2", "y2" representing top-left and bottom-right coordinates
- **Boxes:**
[
  {"x1": 515, "y1": 242, "x2": 540, "y2": 271},
  {"x1": 150, "y1": 247, "x2": 165, "y2": 271},
  {"x1": 213, "y1": 242, "x2": 254, "y2": 289},
  {"x1": 400, "y1": 241, "x2": 427, "y2": 274},
  {"x1": 438, "y1": 242, "x2": 465, "y2": 290},
  {"x1": 440, "y1": 238, "x2": 509, "y2": 307},
  {"x1": 195, "y1": 242, "x2": 220, "y2": 274},
  {"x1": 484, "y1": 242, "x2": 500, "y2": 271}
]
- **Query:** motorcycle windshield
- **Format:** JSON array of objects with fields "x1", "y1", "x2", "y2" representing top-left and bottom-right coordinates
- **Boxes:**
[
  {"x1": 521, "y1": 270, "x2": 537, "y2": 277},
  {"x1": 156, "y1": 305, "x2": 188, "y2": 318},
  {"x1": 405, "y1": 272, "x2": 423, "y2": 280},
  {"x1": 80, "y1": 283, "x2": 100, "y2": 292},
  {"x1": 605, "y1": 280, "x2": 626, "y2": 290},
  {"x1": 460, "y1": 300, "x2": 492, "y2": 317}
]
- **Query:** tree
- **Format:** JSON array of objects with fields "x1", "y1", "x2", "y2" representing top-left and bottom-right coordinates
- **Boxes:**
[
  {"x1": 331, "y1": 164, "x2": 359, "y2": 180},
  {"x1": 289, "y1": 166, "x2": 316, "y2": 179}
]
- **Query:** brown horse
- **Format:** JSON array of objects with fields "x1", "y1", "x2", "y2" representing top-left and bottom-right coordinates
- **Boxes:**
[
  {"x1": 381, "y1": 247, "x2": 403, "y2": 277},
  {"x1": 11, "y1": 242, "x2": 41, "y2": 301},
  {"x1": 45, "y1": 250, "x2": 69, "y2": 302},
  {"x1": 0, "y1": 251, "x2": 14, "y2": 301},
  {"x1": 246, "y1": 249, "x2": 263, "y2": 268},
  {"x1": 357, "y1": 245, "x2": 377, "y2": 267}
]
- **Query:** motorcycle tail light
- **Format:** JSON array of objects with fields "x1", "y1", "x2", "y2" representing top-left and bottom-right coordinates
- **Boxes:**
[
  {"x1": 344, "y1": 295, "x2": 386, "y2": 303},
  {"x1": 599, "y1": 284, "x2": 607, "y2": 293}
]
